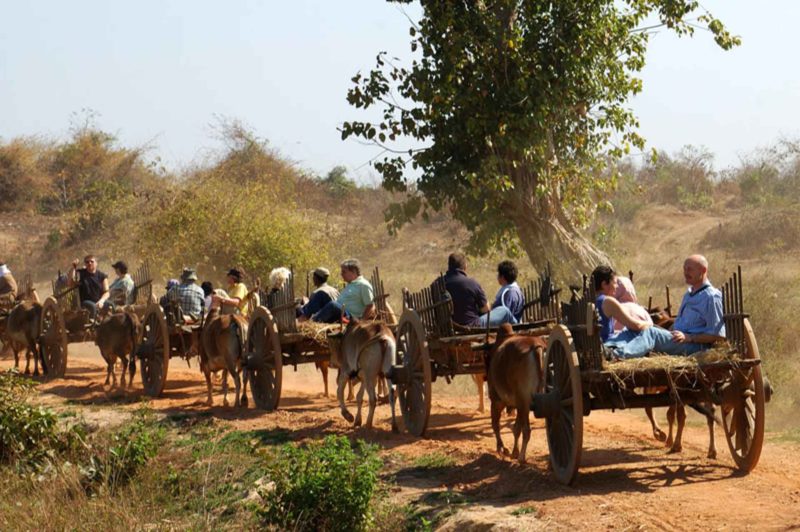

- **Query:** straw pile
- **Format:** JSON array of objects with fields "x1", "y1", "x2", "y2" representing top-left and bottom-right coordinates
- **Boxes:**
[
  {"x1": 296, "y1": 321, "x2": 342, "y2": 348},
  {"x1": 605, "y1": 344, "x2": 740, "y2": 375}
]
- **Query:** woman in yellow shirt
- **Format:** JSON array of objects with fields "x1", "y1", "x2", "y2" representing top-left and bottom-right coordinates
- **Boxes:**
[{"x1": 211, "y1": 268, "x2": 250, "y2": 317}]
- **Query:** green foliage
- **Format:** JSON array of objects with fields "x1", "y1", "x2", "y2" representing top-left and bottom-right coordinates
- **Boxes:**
[
  {"x1": 321, "y1": 165, "x2": 357, "y2": 197},
  {"x1": 258, "y1": 435, "x2": 382, "y2": 531},
  {"x1": 80, "y1": 406, "x2": 164, "y2": 494},
  {"x1": 343, "y1": 1, "x2": 738, "y2": 267},
  {"x1": 0, "y1": 371, "x2": 83, "y2": 470}
]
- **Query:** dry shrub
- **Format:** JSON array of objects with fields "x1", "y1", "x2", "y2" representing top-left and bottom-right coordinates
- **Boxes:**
[
  {"x1": 0, "y1": 137, "x2": 53, "y2": 212},
  {"x1": 701, "y1": 207, "x2": 800, "y2": 254}
]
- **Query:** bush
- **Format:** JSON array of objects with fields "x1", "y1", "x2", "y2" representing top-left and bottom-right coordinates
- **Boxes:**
[
  {"x1": 80, "y1": 406, "x2": 164, "y2": 494},
  {"x1": 258, "y1": 436, "x2": 382, "y2": 531},
  {"x1": 0, "y1": 371, "x2": 81, "y2": 470}
]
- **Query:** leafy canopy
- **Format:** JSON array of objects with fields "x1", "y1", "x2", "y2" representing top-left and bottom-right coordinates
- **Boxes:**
[{"x1": 343, "y1": 1, "x2": 739, "y2": 255}]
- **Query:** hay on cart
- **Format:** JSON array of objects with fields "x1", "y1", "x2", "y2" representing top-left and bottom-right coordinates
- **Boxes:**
[{"x1": 605, "y1": 343, "x2": 740, "y2": 378}]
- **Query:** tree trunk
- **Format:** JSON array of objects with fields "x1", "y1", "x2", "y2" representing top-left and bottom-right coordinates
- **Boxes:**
[
  {"x1": 505, "y1": 174, "x2": 611, "y2": 279},
  {"x1": 512, "y1": 211, "x2": 611, "y2": 280}
]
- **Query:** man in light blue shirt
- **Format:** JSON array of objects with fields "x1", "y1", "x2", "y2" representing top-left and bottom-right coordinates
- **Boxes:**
[
  {"x1": 608, "y1": 255, "x2": 726, "y2": 358},
  {"x1": 312, "y1": 259, "x2": 375, "y2": 323}
]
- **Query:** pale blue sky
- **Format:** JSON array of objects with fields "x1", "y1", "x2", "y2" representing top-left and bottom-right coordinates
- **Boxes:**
[{"x1": 1, "y1": 1, "x2": 798, "y2": 181}]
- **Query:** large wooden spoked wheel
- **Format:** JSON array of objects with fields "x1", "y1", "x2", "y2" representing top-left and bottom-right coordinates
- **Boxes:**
[
  {"x1": 39, "y1": 296, "x2": 68, "y2": 380},
  {"x1": 721, "y1": 318, "x2": 766, "y2": 473},
  {"x1": 395, "y1": 309, "x2": 432, "y2": 437},
  {"x1": 139, "y1": 303, "x2": 170, "y2": 397},
  {"x1": 246, "y1": 306, "x2": 283, "y2": 411},
  {"x1": 544, "y1": 325, "x2": 584, "y2": 485}
]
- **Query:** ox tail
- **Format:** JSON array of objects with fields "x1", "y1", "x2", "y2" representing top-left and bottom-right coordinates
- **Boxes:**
[
  {"x1": 691, "y1": 403, "x2": 722, "y2": 425},
  {"x1": 128, "y1": 313, "x2": 138, "y2": 378},
  {"x1": 380, "y1": 335, "x2": 396, "y2": 377}
]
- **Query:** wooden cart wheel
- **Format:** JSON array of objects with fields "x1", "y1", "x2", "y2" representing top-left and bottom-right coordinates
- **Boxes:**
[
  {"x1": 721, "y1": 318, "x2": 765, "y2": 473},
  {"x1": 246, "y1": 306, "x2": 283, "y2": 411},
  {"x1": 544, "y1": 325, "x2": 584, "y2": 485},
  {"x1": 39, "y1": 296, "x2": 68, "y2": 380},
  {"x1": 395, "y1": 309, "x2": 432, "y2": 437},
  {"x1": 139, "y1": 303, "x2": 170, "y2": 397}
]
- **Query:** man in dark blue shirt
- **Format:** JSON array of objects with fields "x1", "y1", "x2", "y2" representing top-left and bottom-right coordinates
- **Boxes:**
[
  {"x1": 297, "y1": 268, "x2": 340, "y2": 322},
  {"x1": 439, "y1": 253, "x2": 488, "y2": 327}
]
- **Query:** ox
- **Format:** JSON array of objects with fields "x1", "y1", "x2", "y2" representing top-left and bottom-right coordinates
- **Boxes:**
[
  {"x1": 334, "y1": 320, "x2": 396, "y2": 429},
  {"x1": 486, "y1": 324, "x2": 547, "y2": 464},
  {"x1": 95, "y1": 311, "x2": 141, "y2": 388},
  {"x1": 200, "y1": 308, "x2": 248, "y2": 407},
  {"x1": 5, "y1": 301, "x2": 43, "y2": 376}
]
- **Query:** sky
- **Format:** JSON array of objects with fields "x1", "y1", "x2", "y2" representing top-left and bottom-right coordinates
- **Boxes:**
[{"x1": 1, "y1": 1, "x2": 798, "y2": 182}]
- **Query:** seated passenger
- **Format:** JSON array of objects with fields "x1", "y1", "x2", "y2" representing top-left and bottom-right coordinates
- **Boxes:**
[
  {"x1": 613, "y1": 274, "x2": 652, "y2": 332},
  {"x1": 593, "y1": 266, "x2": 653, "y2": 345},
  {"x1": 160, "y1": 279, "x2": 179, "y2": 310},
  {"x1": 68, "y1": 255, "x2": 110, "y2": 322},
  {"x1": 0, "y1": 261, "x2": 18, "y2": 305},
  {"x1": 104, "y1": 260, "x2": 135, "y2": 312},
  {"x1": 437, "y1": 253, "x2": 488, "y2": 328},
  {"x1": 298, "y1": 267, "x2": 340, "y2": 322},
  {"x1": 312, "y1": 259, "x2": 374, "y2": 323},
  {"x1": 601, "y1": 255, "x2": 725, "y2": 359},
  {"x1": 201, "y1": 281, "x2": 214, "y2": 314},
  {"x1": 166, "y1": 269, "x2": 205, "y2": 322},
  {"x1": 476, "y1": 260, "x2": 524, "y2": 327},
  {"x1": 212, "y1": 268, "x2": 251, "y2": 317}
]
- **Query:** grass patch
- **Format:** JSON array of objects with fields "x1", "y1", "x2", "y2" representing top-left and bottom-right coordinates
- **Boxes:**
[
  {"x1": 412, "y1": 451, "x2": 458, "y2": 470},
  {"x1": 511, "y1": 505, "x2": 537, "y2": 516}
]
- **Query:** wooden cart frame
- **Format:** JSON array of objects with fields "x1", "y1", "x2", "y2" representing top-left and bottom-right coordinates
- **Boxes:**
[
  {"x1": 244, "y1": 267, "x2": 394, "y2": 411},
  {"x1": 39, "y1": 262, "x2": 154, "y2": 380},
  {"x1": 389, "y1": 267, "x2": 561, "y2": 437},
  {"x1": 533, "y1": 266, "x2": 768, "y2": 485}
]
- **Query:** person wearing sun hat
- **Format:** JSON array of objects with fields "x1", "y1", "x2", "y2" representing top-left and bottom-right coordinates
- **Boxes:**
[
  {"x1": 212, "y1": 267, "x2": 251, "y2": 317},
  {"x1": 297, "y1": 267, "x2": 340, "y2": 322},
  {"x1": 166, "y1": 268, "x2": 205, "y2": 321}
]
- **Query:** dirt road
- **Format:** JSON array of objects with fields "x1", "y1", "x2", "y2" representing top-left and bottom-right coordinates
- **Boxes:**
[{"x1": 4, "y1": 343, "x2": 800, "y2": 530}]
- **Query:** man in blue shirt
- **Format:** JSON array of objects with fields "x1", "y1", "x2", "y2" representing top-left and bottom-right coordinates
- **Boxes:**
[
  {"x1": 311, "y1": 259, "x2": 375, "y2": 323},
  {"x1": 607, "y1": 255, "x2": 726, "y2": 358},
  {"x1": 297, "y1": 267, "x2": 340, "y2": 322},
  {"x1": 476, "y1": 260, "x2": 524, "y2": 327}
]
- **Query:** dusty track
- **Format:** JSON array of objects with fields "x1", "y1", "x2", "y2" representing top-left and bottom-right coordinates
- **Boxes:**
[{"x1": 3, "y1": 343, "x2": 800, "y2": 530}]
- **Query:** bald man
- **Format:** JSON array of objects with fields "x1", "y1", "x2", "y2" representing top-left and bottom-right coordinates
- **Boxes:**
[{"x1": 606, "y1": 254, "x2": 725, "y2": 359}]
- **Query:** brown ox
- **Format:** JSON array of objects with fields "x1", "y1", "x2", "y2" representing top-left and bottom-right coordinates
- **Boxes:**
[
  {"x1": 334, "y1": 320, "x2": 396, "y2": 429},
  {"x1": 95, "y1": 311, "x2": 141, "y2": 388},
  {"x1": 5, "y1": 301, "x2": 43, "y2": 375},
  {"x1": 200, "y1": 308, "x2": 248, "y2": 407},
  {"x1": 486, "y1": 324, "x2": 547, "y2": 464}
]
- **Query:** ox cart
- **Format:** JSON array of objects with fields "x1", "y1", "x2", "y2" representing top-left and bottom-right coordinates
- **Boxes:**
[
  {"x1": 244, "y1": 267, "x2": 394, "y2": 411},
  {"x1": 534, "y1": 266, "x2": 769, "y2": 485},
  {"x1": 39, "y1": 262, "x2": 154, "y2": 379},
  {"x1": 135, "y1": 280, "x2": 261, "y2": 397},
  {"x1": 389, "y1": 267, "x2": 561, "y2": 437}
]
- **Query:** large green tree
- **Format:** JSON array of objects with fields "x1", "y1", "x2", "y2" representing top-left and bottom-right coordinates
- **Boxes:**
[{"x1": 343, "y1": 1, "x2": 738, "y2": 274}]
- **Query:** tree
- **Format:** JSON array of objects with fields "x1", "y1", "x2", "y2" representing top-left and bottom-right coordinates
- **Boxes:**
[
  {"x1": 322, "y1": 165, "x2": 357, "y2": 197},
  {"x1": 342, "y1": 1, "x2": 739, "y2": 274}
]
